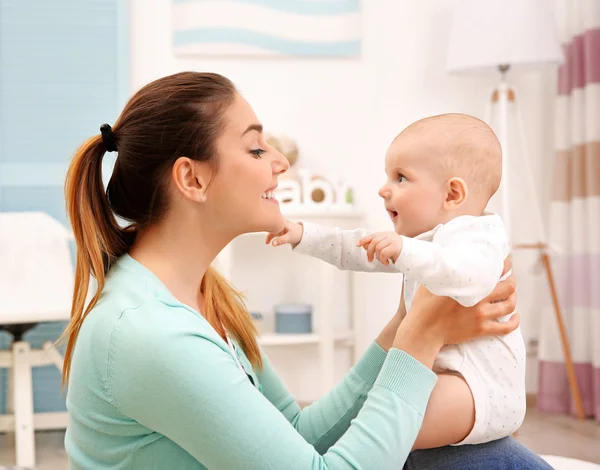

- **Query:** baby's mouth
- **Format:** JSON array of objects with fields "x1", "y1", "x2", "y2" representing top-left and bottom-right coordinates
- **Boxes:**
[{"x1": 387, "y1": 209, "x2": 398, "y2": 221}]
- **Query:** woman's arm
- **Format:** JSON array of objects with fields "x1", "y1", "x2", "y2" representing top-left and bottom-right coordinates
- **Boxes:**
[
  {"x1": 257, "y1": 341, "x2": 388, "y2": 454},
  {"x1": 257, "y1": 282, "x2": 406, "y2": 454},
  {"x1": 263, "y1": 258, "x2": 516, "y2": 452},
  {"x1": 108, "y1": 271, "x2": 517, "y2": 469},
  {"x1": 109, "y1": 301, "x2": 438, "y2": 470}
]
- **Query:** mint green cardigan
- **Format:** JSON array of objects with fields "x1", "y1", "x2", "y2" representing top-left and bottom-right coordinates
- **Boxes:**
[{"x1": 65, "y1": 254, "x2": 437, "y2": 469}]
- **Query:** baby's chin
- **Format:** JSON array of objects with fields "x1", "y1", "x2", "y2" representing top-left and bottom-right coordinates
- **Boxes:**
[
  {"x1": 394, "y1": 224, "x2": 414, "y2": 238},
  {"x1": 397, "y1": 223, "x2": 436, "y2": 238}
]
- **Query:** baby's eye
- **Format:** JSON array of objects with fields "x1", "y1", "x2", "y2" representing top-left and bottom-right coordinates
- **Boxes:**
[{"x1": 398, "y1": 174, "x2": 406, "y2": 183}]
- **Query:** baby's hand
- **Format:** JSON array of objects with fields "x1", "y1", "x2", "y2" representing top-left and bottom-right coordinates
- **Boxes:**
[
  {"x1": 357, "y1": 231, "x2": 403, "y2": 266},
  {"x1": 266, "y1": 220, "x2": 304, "y2": 248}
]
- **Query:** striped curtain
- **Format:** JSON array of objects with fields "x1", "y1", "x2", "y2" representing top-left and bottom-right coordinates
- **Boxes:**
[{"x1": 538, "y1": 0, "x2": 600, "y2": 420}]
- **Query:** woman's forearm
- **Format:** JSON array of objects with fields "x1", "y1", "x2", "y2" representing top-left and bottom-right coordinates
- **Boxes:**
[
  {"x1": 376, "y1": 315, "x2": 402, "y2": 352},
  {"x1": 392, "y1": 317, "x2": 442, "y2": 370},
  {"x1": 376, "y1": 301, "x2": 406, "y2": 352}
]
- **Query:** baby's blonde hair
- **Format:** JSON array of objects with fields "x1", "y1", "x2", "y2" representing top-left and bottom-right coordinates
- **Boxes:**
[{"x1": 399, "y1": 113, "x2": 502, "y2": 198}]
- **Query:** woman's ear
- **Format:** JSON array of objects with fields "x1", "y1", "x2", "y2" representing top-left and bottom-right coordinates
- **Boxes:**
[
  {"x1": 444, "y1": 177, "x2": 468, "y2": 210},
  {"x1": 172, "y1": 157, "x2": 211, "y2": 203}
]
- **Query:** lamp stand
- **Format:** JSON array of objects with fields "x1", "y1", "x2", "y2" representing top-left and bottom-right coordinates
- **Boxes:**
[{"x1": 484, "y1": 65, "x2": 585, "y2": 420}]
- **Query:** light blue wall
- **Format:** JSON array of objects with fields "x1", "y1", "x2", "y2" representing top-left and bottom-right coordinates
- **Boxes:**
[{"x1": 0, "y1": 0, "x2": 129, "y2": 413}]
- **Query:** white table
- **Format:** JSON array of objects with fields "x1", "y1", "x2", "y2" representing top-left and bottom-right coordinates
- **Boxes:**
[{"x1": 0, "y1": 212, "x2": 73, "y2": 469}]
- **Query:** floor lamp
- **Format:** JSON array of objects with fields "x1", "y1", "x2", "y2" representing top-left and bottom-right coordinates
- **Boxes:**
[{"x1": 446, "y1": 0, "x2": 585, "y2": 419}]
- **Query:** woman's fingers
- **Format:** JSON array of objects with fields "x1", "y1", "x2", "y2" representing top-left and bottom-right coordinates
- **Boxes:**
[
  {"x1": 485, "y1": 274, "x2": 516, "y2": 304},
  {"x1": 483, "y1": 290, "x2": 517, "y2": 320},
  {"x1": 501, "y1": 255, "x2": 513, "y2": 277},
  {"x1": 483, "y1": 313, "x2": 521, "y2": 336}
]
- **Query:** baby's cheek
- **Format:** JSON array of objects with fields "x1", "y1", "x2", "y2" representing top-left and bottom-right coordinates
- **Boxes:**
[{"x1": 402, "y1": 198, "x2": 422, "y2": 218}]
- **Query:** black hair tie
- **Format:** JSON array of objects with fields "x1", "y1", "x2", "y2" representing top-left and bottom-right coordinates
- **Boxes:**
[{"x1": 100, "y1": 123, "x2": 118, "y2": 152}]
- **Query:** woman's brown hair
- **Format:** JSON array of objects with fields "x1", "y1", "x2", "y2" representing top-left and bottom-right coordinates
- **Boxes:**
[{"x1": 60, "y1": 72, "x2": 261, "y2": 385}]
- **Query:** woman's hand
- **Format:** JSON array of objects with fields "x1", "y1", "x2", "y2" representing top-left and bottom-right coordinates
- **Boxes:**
[{"x1": 393, "y1": 256, "x2": 519, "y2": 368}]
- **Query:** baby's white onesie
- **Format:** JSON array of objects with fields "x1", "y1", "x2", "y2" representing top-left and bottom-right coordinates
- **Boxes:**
[{"x1": 294, "y1": 212, "x2": 526, "y2": 445}]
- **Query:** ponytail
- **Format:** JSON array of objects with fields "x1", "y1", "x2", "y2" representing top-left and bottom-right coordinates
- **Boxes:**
[
  {"x1": 202, "y1": 268, "x2": 262, "y2": 369},
  {"x1": 59, "y1": 135, "x2": 133, "y2": 386}
]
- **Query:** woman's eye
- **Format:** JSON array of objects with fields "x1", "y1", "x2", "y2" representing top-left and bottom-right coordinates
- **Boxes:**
[{"x1": 250, "y1": 148, "x2": 266, "y2": 158}]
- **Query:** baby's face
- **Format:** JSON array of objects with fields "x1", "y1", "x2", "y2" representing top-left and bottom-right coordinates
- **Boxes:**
[{"x1": 378, "y1": 136, "x2": 448, "y2": 237}]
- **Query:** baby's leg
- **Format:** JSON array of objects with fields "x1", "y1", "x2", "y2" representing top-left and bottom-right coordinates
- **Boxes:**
[{"x1": 412, "y1": 373, "x2": 475, "y2": 450}]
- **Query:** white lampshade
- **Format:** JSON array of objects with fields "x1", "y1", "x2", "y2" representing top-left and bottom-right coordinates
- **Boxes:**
[{"x1": 446, "y1": 0, "x2": 564, "y2": 76}]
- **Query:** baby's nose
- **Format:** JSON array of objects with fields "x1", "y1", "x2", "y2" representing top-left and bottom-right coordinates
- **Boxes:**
[{"x1": 378, "y1": 185, "x2": 390, "y2": 199}]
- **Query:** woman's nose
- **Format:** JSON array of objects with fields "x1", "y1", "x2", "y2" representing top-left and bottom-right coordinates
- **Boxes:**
[{"x1": 272, "y1": 149, "x2": 289, "y2": 175}]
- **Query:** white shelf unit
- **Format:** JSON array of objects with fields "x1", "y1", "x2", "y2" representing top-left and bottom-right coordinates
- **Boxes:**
[
  {"x1": 258, "y1": 331, "x2": 355, "y2": 347},
  {"x1": 217, "y1": 205, "x2": 366, "y2": 396}
]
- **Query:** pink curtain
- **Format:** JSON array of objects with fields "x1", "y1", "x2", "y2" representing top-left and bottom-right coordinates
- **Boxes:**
[{"x1": 538, "y1": 0, "x2": 600, "y2": 420}]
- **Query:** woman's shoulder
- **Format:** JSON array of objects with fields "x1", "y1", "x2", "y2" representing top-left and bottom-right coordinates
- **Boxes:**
[
  {"x1": 95, "y1": 254, "x2": 223, "y2": 346},
  {"x1": 79, "y1": 280, "x2": 225, "y2": 374},
  {"x1": 115, "y1": 298, "x2": 216, "y2": 340},
  {"x1": 76, "y1": 256, "x2": 231, "y2": 386},
  {"x1": 99, "y1": 295, "x2": 224, "y2": 361},
  {"x1": 79, "y1": 296, "x2": 227, "y2": 395}
]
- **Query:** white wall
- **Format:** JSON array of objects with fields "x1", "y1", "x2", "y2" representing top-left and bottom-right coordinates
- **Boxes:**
[{"x1": 130, "y1": 0, "x2": 557, "y2": 396}]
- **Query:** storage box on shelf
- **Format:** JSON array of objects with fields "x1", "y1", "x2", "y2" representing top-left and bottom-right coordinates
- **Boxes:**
[{"x1": 216, "y1": 204, "x2": 365, "y2": 396}]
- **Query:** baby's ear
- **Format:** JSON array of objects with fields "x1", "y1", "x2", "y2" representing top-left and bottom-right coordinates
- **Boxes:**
[{"x1": 444, "y1": 177, "x2": 468, "y2": 210}]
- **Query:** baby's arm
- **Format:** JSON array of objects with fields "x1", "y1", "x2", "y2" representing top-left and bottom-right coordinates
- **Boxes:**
[
  {"x1": 396, "y1": 216, "x2": 509, "y2": 307},
  {"x1": 272, "y1": 220, "x2": 403, "y2": 273}
]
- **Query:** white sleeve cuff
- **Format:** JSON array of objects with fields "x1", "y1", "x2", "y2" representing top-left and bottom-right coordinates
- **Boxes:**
[{"x1": 293, "y1": 221, "x2": 325, "y2": 256}]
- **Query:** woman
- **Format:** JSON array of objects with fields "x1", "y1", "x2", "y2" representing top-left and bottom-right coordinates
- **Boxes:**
[{"x1": 62, "y1": 72, "x2": 550, "y2": 469}]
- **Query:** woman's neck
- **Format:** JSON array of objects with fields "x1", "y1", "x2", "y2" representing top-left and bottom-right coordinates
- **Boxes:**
[{"x1": 128, "y1": 215, "x2": 231, "y2": 314}]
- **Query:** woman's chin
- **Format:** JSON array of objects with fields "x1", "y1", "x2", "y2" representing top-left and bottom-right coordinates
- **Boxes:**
[
  {"x1": 262, "y1": 213, "x2": 285, "y2": 234},
  {"x1": 241, "y1": 213, "x2": 284, "y2": 235}
]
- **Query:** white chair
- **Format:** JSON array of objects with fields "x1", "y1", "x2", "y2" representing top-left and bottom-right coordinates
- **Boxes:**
[{"x1": 0, "y1": 212, "x2": 73, "y2": 469}]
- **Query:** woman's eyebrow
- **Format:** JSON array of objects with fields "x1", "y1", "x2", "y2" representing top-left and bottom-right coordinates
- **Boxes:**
[{"x1": 242, "y1": 124, "x2": 263, "y2": 136}]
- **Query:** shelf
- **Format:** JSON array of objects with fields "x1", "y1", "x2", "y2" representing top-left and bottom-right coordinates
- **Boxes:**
[
  {"x1": 259, "y1": 333, "x2": 319, "y2": 346},
  {"x1": 258, "y1": 331, "x2": 354, "y2": 347}
]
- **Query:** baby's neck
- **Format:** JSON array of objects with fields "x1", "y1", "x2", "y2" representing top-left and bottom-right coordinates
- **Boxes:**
[{"x1": 436, "y1": 201, "x2": 488, "y2": 226}]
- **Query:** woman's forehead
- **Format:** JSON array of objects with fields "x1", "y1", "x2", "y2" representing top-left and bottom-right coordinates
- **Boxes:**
[{"x1": 223, "y1": 94, "x2": 261, "y2": 136}]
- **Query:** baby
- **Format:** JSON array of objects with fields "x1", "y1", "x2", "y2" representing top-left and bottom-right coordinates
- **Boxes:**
[{"x1": 268, "y1": 113, "x2": 526, "y2": 449}]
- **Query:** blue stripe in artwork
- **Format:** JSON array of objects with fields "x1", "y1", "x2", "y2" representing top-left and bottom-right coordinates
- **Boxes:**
[
  {"x1": 173, "y1": 29, "x2": 360, "y2": 56},
  {"x1": 172, "y1": 0, "x2": 359, "y2": 15}
]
